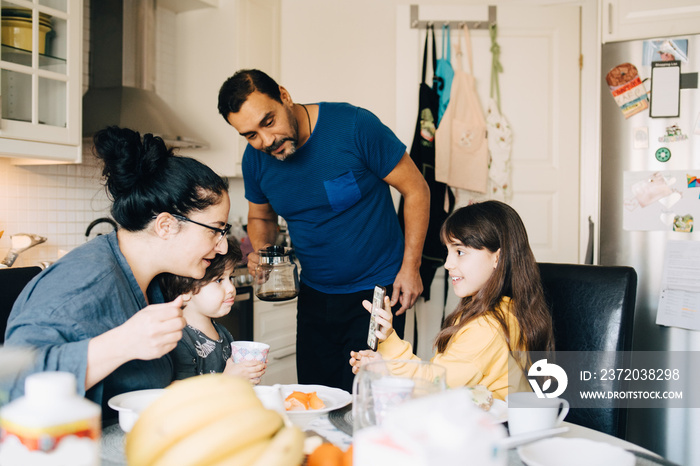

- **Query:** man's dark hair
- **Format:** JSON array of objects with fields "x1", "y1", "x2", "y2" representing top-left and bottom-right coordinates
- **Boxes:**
[{"x1": 217, "y1": 69, "x2": 282, "y2": 122}]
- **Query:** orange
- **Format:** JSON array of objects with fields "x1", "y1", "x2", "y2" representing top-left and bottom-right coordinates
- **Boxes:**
[
  {"x1": 284, "y1": 391, "x2": 310, "y2": 411},
  {"x1": 307, "y1": 443, "x2": 343, "y2": 466},
  {"x1": 308, "y1": 391, "x2": 326, "y2": 410},
  {"x1": 341, "y1": 444, "x2": 353, "y2": 466},
  {"x1": 284, "y1": 391, "x2": 327, "y2": 411}
]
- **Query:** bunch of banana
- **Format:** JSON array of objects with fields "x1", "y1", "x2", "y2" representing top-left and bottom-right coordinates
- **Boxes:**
[{"x1": 125, "y1": 374, "x2": 304, "y2": 466}]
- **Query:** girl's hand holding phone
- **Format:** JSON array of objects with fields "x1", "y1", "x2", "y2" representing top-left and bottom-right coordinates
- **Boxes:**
[
  {"x1": 224, "y1": 358, "x2": 266, "y2": 385},
  {"x1": 349, "y1": 350, "x2": 383, "y2": 374},
  {"x1": 363, "y1": 295, "x2": 395, "y2": 342}
]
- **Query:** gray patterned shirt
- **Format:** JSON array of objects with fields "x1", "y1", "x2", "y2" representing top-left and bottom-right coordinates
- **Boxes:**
[{"x1": 171, "y1": 322, "x2": 234, "y2": 380}]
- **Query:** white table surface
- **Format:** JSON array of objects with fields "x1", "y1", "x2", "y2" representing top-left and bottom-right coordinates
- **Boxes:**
[
  {"x1": 101, "y1": 416, "x2": 667, "y2": 466},
  {"x1": 505, "y1": 421, "x2": 663, "y2": 466}
]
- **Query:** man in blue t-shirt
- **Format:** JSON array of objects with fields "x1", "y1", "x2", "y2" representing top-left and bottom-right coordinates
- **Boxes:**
[{"x1": 217, "y1": 69, "x2": 429, "y2": 392}]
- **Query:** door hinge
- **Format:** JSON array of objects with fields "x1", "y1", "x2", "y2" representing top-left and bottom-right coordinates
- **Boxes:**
[{"x1": 579, "y1": 54, "x2": 584, "y2": 70}]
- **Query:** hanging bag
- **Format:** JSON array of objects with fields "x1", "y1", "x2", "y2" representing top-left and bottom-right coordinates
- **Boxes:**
[
  {"x1": 398, "y1": 25, "x2": 454, "y2": 300},
  {"x1": 435, "y1": 25, "x2": 489, "y2": 193}
]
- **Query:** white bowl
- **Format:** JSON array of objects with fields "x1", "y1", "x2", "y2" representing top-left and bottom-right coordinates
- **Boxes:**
[{"x1": 108, "y1": 389, "x2": 166, "y2": 432}]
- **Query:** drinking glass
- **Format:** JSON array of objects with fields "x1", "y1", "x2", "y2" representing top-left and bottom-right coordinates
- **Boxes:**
[{"x1": 352, "y1": 359, "x2": 446, "y2": 432}]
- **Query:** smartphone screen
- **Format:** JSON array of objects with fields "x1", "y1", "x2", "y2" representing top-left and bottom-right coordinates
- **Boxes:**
[{"x1": 367, "y1": 285, "x2": 386, "y2": 351}]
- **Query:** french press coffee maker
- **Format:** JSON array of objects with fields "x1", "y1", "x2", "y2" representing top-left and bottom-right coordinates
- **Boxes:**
[{"x1": 255, "y1": 246, "x2": 300, "y2": 301}]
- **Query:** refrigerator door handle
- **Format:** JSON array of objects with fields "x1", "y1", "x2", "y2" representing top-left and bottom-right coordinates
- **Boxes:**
[{"x1": 584, "y1": 216, "x2": 594, "y2": 265}]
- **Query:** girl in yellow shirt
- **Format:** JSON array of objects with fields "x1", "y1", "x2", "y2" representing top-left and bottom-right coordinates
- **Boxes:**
[{"x1": 350, "y1": 201, "x2": 554, "y2": 400}]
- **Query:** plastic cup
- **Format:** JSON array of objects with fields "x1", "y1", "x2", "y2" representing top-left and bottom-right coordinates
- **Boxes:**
[{"x1": 231, "y1": 341, "x2": 270, "y2": 363}]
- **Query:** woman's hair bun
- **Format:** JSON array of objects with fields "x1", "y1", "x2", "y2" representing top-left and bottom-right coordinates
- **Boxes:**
[
  {"x1": 91, "y1": 125, "x2": 228, "y2": 232},
  {"x1": 93, "y1": 126, "x2": 172, "y2": 200}
]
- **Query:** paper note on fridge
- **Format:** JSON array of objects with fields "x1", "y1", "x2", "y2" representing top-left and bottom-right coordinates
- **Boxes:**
[{"x1": 656, "y1": 240, "x2": 700, "y2": 331}]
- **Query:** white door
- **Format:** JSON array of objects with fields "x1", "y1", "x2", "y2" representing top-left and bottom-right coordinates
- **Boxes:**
[
  {"x1": 396, "y1": 4, "x2": 581, "y2": 358},
  {"x1": 396, "y1": 4, "x2": 581, "y2": 263}
]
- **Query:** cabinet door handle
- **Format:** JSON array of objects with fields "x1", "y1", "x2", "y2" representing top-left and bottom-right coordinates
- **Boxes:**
[
  {"x1": 608, "y1": 2, "x2": 614, "y2": 35},
  {"x1": 272, "y1": 350, "x2": 296, "y2": 360}
]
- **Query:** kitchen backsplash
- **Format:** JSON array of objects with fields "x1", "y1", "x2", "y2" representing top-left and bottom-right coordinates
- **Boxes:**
[
  {"x1": 0, "y1": 154, "x2": 246, "y2": 268},
  {"x1": 0, "y1": 153, "x2": 111, "y2": 267}
]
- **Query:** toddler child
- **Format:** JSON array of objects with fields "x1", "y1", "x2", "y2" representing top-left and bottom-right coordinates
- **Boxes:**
[{"x1": 161, "y1": 237, "x2": 266, "y2": 383}]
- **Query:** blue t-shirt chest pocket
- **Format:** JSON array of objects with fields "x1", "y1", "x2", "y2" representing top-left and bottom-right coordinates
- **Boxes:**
[{"x1": 324, "y1": 171, "x2": 362, "y2": 212}]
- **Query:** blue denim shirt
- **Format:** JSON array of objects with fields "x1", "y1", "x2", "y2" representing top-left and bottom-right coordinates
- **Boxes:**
[{"x1": 3, "y1": 232, "x2": 173, "y2": 420}]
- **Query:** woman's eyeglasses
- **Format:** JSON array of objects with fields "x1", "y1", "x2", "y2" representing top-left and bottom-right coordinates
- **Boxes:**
[{"x1": 170, "y1": 214, "x2": 231, "y2": 244}]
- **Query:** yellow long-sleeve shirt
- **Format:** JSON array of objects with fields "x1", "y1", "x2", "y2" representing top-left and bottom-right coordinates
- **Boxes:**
[{"x1": 377, "y1": 296, "x2": 530, "y2": 400}]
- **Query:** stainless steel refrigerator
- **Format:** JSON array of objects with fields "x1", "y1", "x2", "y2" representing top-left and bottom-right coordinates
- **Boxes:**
[{"x1": 601, "y1": 34, "x2": 700, "y2": 465}]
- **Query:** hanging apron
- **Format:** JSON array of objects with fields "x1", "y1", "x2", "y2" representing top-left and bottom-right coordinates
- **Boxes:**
[
  {"x1": 454, "y1": 23, "x2": 513, "y2": 206},
  {"x1": 435, "y1": 25, "x2": 489, "y2": 194},
  {"x1": 435, "y1": 25, "x2": 454, "y2": 127},
  {"x1": 484, "y1": 23, "x2": 513, "y2": 202},
  {"x1": 398, "y1": 25, "x2": 455, "y2": 301}
]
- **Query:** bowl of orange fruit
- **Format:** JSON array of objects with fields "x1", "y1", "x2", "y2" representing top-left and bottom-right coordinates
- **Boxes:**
[{"x1": 278, "y1": 384, "x2": 352, "y2": 427}]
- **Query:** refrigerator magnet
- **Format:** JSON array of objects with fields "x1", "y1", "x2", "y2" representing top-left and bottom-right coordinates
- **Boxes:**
[
  {"x1": 649, "y1": 61, "x2": 681, "y2": 118},
  {"x1": 672, "y1": 214, "x2": 693, "y2": 233},
  {"x1": 658, "y1": 125, "x2": 688, "y2": 143},
  {"x1": 605, "y1": 63, "x2": 649, "y2": 119},
  {"x1": 655, "y1": 147, "x2": 672, "y2": 162},
  {"x1": 633, "y1": 127, "x2": 649, "y2": 149}
]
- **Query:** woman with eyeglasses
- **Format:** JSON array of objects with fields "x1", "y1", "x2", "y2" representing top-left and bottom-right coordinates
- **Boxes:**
[{"x1": 3, "y1": 126, "x2": 231, "y2": 421}]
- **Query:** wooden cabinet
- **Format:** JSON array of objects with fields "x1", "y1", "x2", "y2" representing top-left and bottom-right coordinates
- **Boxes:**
[
  {"x1": 603, "y1": 0, "x2": 700, "y2": 43},
  {"x1": 173, "y1": 0, "x2": 280, "y2": 177},
  {"x1": 0, "y1": 0, "x2": 83, "y2": 162},
  {"x1": 254, "y1": 297, "x2": 297, "y2": 385}
]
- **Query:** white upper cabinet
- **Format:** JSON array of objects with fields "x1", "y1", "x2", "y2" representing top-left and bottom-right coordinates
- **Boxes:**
[
  {"x1": 603, "y1": 0, "x2": 700, "y2": 43},
  {"x1": 0, "y1": 0, "x2": 82, "y2": 162},
  {"x1": 173, "y1": 0, "x2": 280, "y2": 177}
]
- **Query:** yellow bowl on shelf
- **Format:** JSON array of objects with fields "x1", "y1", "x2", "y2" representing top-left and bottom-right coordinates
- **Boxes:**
[{"x1": 1, "y1": 17, "x2": 52, "y2": 54}]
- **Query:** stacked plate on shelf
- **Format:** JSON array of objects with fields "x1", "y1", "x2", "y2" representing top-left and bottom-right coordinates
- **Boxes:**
[{"x1": 1, "y1": 8, "x2": 53, "y2": 54}]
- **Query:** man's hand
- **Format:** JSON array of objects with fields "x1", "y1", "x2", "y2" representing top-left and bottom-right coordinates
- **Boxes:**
[{"x1": 390, "y1": 266, "x2": 423, "y2": 315}]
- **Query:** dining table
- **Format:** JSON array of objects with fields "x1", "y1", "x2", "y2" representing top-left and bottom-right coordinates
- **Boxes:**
[{"x1": 101, "y1": 405, "x2": 677, "y2": 466}]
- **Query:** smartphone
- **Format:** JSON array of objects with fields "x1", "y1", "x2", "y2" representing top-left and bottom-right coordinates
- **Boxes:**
[{"x1": 367, "y1": 285, "x2": 386, "y2": 351}]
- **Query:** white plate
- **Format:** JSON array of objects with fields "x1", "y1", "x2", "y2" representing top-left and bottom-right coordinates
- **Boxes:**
[
  {"x1": 107, "y1": 389, "x2": 166, "y2": 432},
  {"x1": 278, "y1": 384, "x2": 352, "y2": 417},
  {"x1": 487, "y1": 399, "x2": 508, "y2": 423},
  {"x1": 518, "y1": 437, "x2": 635, "y2": 466}
]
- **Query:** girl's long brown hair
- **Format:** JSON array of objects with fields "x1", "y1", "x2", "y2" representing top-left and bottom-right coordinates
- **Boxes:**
[{"x1": 434, "y1": 201, "x2": 554, "y2": 361}]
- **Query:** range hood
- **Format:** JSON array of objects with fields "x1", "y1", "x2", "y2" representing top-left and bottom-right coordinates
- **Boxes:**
[{"x1": 83, "y1": 0, "x2": 206, "y2": 149}]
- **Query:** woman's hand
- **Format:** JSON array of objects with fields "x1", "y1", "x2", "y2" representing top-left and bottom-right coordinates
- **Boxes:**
[
  {"x1": 122, "y1": 296, "x2": 188, "y2": 361},
  {"x1": 86, "y1": 296, "x2": 187, "y2": 390},
  {"x1": 349, "y1": 350, "x2": 383, "y2": 374},
  {"x1": 224, "y1": 358, "x2": 266, "y2": 385},
  {"x1": 363, "y1": 295, "x2": 394, "y2": 343}
]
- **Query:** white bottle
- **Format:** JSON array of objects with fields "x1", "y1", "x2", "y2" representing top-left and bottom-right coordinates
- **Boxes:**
[{"x1": 0, "y1": 371, "x2": 101, "y2": 466}]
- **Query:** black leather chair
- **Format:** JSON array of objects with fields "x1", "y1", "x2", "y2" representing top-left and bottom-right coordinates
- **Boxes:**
[
  {"x1": 537, "y1": 262, "x2": 637, "y2": 439},
  {"x1": 0, "y1": 266, "x2": 42, "y2": 344}
]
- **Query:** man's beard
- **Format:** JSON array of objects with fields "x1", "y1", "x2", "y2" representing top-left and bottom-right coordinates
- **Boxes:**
[
  {"x1": 263, "y1": 105, "x2": 300, "y2": 161},
  {"x1": 264, "y1": 138, "x2": 297, "y2": 161}
]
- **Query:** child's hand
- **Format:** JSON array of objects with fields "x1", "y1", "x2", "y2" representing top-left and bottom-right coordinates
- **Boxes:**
[
  {"x1": 362, "y1": 295, "x2": 394, "y2": 342},
  {"x1": 224, "y1": 358, "x2": 266, "y2": 385},
  {"x1": 349, "y1": 350, "x2": 383, "y2": 374}
]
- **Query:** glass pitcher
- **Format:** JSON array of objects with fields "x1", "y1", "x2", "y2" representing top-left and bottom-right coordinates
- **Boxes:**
[
  {"x1": 352, "y1": 359, "x2": 447, "y2": 433},
  {"x1": 254, "y1": 246, "x2": 300, "y2": 301}
]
